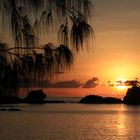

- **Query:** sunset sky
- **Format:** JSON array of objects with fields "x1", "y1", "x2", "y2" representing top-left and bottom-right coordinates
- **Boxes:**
[
  {"x1": 44, "y1": 0, "x2": 140, "y2": 98},
  {"x1": 2, "y1": 0, "x2": 140, "y2": 98},
  {"x1": 65, "y1": 0, "x2": 140, "y2": 82}
]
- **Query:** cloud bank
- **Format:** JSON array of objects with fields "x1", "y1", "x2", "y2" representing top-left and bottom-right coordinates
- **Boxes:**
[
  {"x1": 39, "y1": 79, "x2": 82, "y2": 88},
  {"x1": 83, "y1": 77, "x2": 99, "y2": 88}
]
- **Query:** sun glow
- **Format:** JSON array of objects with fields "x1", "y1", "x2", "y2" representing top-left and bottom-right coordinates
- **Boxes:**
[
  {"x1": 117, "y1": 85, "x2": 126, "y2": 90},
  {"x1": 115, "y1": 78, "x2": 127, "y2": 90},
  {"x1": 115, "y1": 78, "x2": 127, "y2": 82}
]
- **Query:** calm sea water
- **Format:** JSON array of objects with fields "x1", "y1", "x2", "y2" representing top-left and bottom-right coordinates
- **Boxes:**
[{"x1": 0, "y1": 103, "x2": 140, "y2": 140}]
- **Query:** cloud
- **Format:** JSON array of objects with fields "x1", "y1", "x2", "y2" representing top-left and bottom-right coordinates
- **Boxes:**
[
  {"x1": 39, "y1": 79, "x2": 82, "y2": 88},
  {"x1": 116, "y1": 80, "x2": 139, "y2": 86},
  {"x1": 83, "y1": 77, "x2": 99, "y2": 88}
]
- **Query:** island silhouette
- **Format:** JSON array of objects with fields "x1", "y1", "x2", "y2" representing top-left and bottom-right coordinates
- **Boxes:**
[
  {"x1": 1, "y1": 86, "x2": 140, "y2": 106},
  {"x1": 123, "y1": 86, "x2": 140, "y2": 105},
  {"x1": 79, "y1": 95, "x2": 122, "y2": 104}
]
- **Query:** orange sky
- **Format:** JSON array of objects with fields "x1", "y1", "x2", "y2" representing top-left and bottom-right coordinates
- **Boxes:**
[
  {"x1": 59, "y1": 0, "x2": 140, "y2": 81},
  {"x1": 2, "y1": 0, "x2": 140, "y2": 98},
  {"x1": 44, "y1": 86, "x2": 128, "y2": 99},
  {"x1": 45, "y1": 0, "x2": 140, "y2": 98},
  {"x1": 69, "y1": 0, "x2": 140, "y2": 82}
]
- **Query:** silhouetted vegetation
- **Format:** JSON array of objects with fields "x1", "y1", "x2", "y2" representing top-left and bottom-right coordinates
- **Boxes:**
[
  {"x1": 0, "y1": 89, "x2": 66, "y2": 104},
  {"x1": 80, "y1": 95, "x2": 122, "y2": 104},
  {"x1": 24, "y1": 89, "x2": 47, "y2": 104},
  {"x1": 103, "y1": 97, "x2": 122, "y2": 104},
  {"x1": 0, "y1": 0, "x2": 93, "y2": 97},
  {"x1": 123, "y1": 86, "x2": 140, "y2": 105},
  {"x1": 25, "y1": 90, "x2": 46, "y2": 100},
  {"x1": 80, "y1": 95, "x2": 104, "y2": 103}
]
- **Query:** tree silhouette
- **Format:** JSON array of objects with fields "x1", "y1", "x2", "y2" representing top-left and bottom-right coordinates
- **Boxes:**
[{"x1": 0, "y1": 0, "x2": 93, "y2": 97}]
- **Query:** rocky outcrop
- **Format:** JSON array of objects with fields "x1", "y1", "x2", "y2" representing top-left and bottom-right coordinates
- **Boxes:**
[
  {"x1": 123, "y1": 86, "x2": 140, "y2": 105},
  {"x1": 80, "y1": 95, "x2": 104, "y2": 104},
  {"x1": 80, "y1": 95, "x2": 122, "y2": 104},
  {"x1": 0, "y1": 90, "x2": 66, "y2": 104},
  {"x1": 24, "y1": 89, "x2": 47, "y2": 104},
  {"x1": 103, "y1": 97, "x2": 122, "y2": 104}
]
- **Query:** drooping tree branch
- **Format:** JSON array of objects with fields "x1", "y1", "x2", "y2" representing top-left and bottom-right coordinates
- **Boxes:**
[{"x1": 0, "y1": 0, "x2": 93, "y2": 97}]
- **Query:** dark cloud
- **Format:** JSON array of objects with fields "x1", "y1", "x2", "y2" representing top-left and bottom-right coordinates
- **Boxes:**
[
  {"x1": 116, "y1": 80, "x2": 139, "y2": 87},
  {"x1": 83, "y1": 77, "x2": 99, "y2": 88},
  {"x1": 39, "y1": 79, "x2": 82, "y2": 88}
]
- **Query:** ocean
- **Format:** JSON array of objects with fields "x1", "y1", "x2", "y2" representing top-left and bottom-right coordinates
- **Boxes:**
[{"x1": 0, "y1": 103, "x2": 140, "y2": 140}]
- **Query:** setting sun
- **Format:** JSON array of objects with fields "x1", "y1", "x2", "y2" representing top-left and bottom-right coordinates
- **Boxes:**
[
  {"x1": 116, "y1": 85, "x2": 126, "y2": 90},
  {"x1": 115, "y1": 78, "x2": 127, "y2": 90}
]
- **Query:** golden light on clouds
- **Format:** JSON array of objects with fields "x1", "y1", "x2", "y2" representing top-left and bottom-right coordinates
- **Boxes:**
[
  {"x1": 116, "y1": 85, "x2": 127, "y2": 90},
  {"x1": 114, "y1": 78, "x2": 128, "y2": 91}
]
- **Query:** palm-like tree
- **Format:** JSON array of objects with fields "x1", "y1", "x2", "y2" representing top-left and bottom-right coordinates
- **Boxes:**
[{"x1": 0, "y1": 0, "x2": 93, "y2": 97}]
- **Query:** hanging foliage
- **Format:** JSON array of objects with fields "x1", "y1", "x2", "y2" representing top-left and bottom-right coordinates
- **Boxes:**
[{"x1": 0, "y1": 0, "x2": 93, "y2": 97}]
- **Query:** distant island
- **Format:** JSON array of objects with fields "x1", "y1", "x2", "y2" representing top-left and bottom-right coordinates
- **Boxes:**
[
  {"x1": 1, "y1": 86, "x2": 140, "y2": 105},
  {"x1": 0, "y1": 90, "x2": 65, "y2": 105},
  {"x1": 123, "y1": 86, "x2": 140, "y2": 105},
  {"x1": 80, "y1": 86, "x2": 140, "y2": 105},
  {"x1": 79, "y1": 95, "x2": 122, "y2": 104}
]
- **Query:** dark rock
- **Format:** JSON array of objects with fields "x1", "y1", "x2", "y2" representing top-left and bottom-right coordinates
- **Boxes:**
[
  {"x1": 25, "y1": 90, "x2": 46, "y2": 100},
  {"x1": 123, "y1": 86, "x2": 140, "y2": 105},
  {"x1": 80, "y1": 95, "x2": 122, "y2": 104},
  {"x1": 79, "y1": 95, "x2": 104, "y2": 104},
  {"x1": 24, "y1": 89, "x2": 47, "y2": 104},
  {"x1": 103, "y1": 97, "x2": 122, "y2": 104},
  {"x1": 46, "y1": 100, "x2": 65, "y2": 103}
]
